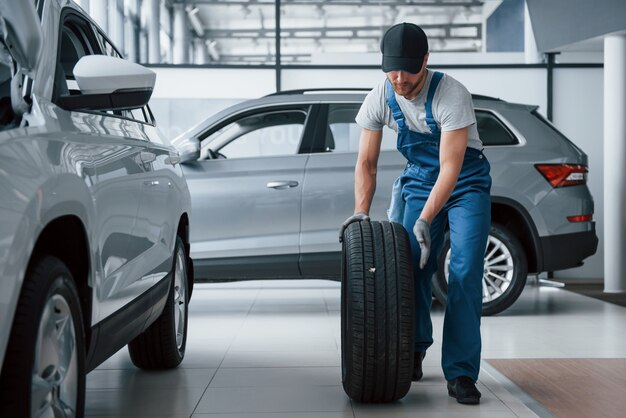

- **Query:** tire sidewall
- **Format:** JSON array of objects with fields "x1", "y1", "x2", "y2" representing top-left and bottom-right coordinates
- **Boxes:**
[
  {"x1": 0, "y1": 257, "x2": 85, "y2": 418},
  {"x1": 127, "y1": 237, "x2": 190, "y2": 369},
  {"x1": 172, "y1": 237, "x2": 189, "y2": 361}
]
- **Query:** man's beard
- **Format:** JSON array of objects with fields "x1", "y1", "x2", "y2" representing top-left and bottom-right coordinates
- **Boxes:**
[{"x1": 390, "y1": 72, "x2": 425, "y2": 98}]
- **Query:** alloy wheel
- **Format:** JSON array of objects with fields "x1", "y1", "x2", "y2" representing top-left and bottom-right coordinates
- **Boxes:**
[
  {"x1": 174, "y1": 247, "x2": 187, "y2": 350},
  {"x1": 32, "y1": 292, "x2": 78, "y2": 418},
  {"x1": 444, "y1": 234, "x2": 515, "y2": 303}
]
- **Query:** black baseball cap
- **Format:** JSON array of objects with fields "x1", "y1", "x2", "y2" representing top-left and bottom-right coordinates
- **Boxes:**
[{"x1": 380, "y1": 23, "x2": 429, "y2": 74}]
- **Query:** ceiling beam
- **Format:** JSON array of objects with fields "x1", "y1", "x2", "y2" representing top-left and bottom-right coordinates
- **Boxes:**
[
  {"x1": 202, "y1": 23, "x2": 481, "y2": 40},
  {"x1": 189, "y1": 0, "x2": 483, "y2": 7}
]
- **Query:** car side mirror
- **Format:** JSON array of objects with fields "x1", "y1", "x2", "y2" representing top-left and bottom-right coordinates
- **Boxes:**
[
  {"x1": 58, "y1": 55, "x2": 156, "y2": 112},
  {"x1": 173, "y1": 136, "x2": 201, "y2": 163}
]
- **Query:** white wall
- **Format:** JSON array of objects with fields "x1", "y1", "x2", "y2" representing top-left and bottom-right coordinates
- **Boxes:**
[
  {"x1": 150, "y1": 67, "x2": 275, "y2": 138},
  {"x1": 150, "y1": 65, "x2": 603, "y2": 280},
  {"x1": 152, "y1": 67, "x2": 276, "y2": 99}
]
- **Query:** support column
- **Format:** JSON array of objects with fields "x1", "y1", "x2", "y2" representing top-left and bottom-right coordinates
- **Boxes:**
[
  {"x1": 524, "y1": 0, "x2": 541, "y2": 64},
  {"x1": 147, "y1": 0, "x2": 160, "y2": 63},
  {"x1": 194, "y1": 38, "x2": 209, "y2": 64},
  {"x1": 125, "y1": 0, "x2": 141, "y2": 63},
  {"x1": 109, "y1": 0, "x2": 124, "y2": 54},
  {"x1": 173, "y1": 3, "x2": 189, "y2": 64},
  {"x1": 140, "y1": 29, "x2": 149, "y2": 63},
  {"x1": 90, "y1": 0, "x2": 108, "y2": 34},
  {"x1": 604, "y1": 34, "x2": 626, "y2": 293},
  {"x1": 162, "y1": 3, "x2": 173, "y2": 63},
  {"x1": 275, "y1": 0, "x2": 281, "y2": 91}
]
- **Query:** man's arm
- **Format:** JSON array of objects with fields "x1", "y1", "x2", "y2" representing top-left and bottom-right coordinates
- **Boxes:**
[
  {"x1": 418, "y1": 126, "x2": 468, "y2": 223},
  {"x1": 355, "y1": 128, "x2": 383, "y2": 214}
]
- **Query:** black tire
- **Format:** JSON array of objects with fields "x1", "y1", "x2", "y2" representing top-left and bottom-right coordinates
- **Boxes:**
[
  {"x1": 341, "y1": 220, "x2": 415, "y2": 403},
  {"x1": 128, "y1": 237, "x2": 189, "y2": 369},
  {"x1": 0, "y1": 256, "x2": 86, "y2": 418},
  {"x1": 432, "y1": 223, "x2": 528, "y2": 316}
]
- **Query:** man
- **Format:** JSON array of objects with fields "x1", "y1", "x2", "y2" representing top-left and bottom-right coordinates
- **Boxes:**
[{"x1": 339, "y1": 22, "x2": 491, "y2": 405}]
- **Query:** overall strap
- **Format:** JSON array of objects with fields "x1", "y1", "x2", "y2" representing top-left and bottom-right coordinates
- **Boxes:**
[
  {"x1": 425, "y1": 71, "x2": 444, "y2": 134},
  {"x1": 385, "y1": 79, "x2": 407, "y2": 131}
]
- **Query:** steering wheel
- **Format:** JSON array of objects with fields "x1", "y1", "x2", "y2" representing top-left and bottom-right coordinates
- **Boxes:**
[{"x1": 208, "y1": 149, "x2": 227, "y2": 160}]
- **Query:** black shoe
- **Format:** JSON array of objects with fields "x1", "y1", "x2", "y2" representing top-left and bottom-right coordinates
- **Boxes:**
[
  {"x1": 447, "y1": 376, "x2": 481, "y2": 404},
  {"x1": 412, "y1": 352, "x2": 426, "y2": 381}
]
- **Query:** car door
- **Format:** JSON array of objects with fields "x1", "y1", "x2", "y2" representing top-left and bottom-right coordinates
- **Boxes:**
[
  {"x1": 53, "y1": 13, "x2": 154, "y2": 324},
  {"x1": 94, "y1": 29, "x2": 177, "y2": 287},
  {"x1": 183, "y1": 105, "x2": 318, "y2": 278},
  {"x1": 299, "y1": 102, "x2": 406, "y2": 276},
  {"x1": 132, "y1": 124, "x2": 181, "y2": 284}
]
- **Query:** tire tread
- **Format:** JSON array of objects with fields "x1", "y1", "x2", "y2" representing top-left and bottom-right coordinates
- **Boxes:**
[
  {"x1": 128, "y1": 237, "x2": 188, "y2": 369},
  {"x1": 341, "y1": 221, "x2": 414, "y2": 403}
]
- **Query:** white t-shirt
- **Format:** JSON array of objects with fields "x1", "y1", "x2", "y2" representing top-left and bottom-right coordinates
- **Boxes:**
[{"x1": 355, "y1": 70, "x2": 482, "y2": 150}]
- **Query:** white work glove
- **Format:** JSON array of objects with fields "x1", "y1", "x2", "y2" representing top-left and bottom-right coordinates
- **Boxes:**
[
  {"x1": 413, "y1": 218, "x2": 431, "y2": 269},
  {"x1": 339, "y1": 211, "x2": 370, "y2": 242}
]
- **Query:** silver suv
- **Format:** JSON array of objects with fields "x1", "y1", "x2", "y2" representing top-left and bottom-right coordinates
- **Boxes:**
[
  {"x1": 175, "y1": 89, "x2": 597, "y2": 316},
  {"x1": 0, "y1": 1, "x2": 192, "y2": 416}
]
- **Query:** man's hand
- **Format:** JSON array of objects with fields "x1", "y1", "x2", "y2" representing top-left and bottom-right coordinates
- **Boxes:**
[
  {"x1": 413, "y1": 218, "x2": 431, "y2": 269},
  {"x1": 339, "y1": 212, "x2": 370, "y2": 242}
]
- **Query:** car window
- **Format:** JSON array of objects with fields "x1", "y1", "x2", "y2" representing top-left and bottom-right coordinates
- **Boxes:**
[
  {"x1": 315, "y1": 104, "x2": 396, "y2": 154},
  {"x1": 57, "y1": 24, "x2": 92, "y2": 96},
  {"x1": 53, "y1": 12, "x2": 153, "y2": 125},
  {"x1": 476, "y1": 110, "x2": 518, "y2": 146},
  {"x1": 0, "y1": 66, "x2": 13, "y2": 130},
  {"x1": 205, "y1": 110, "x2": 307, "y2": 159}
]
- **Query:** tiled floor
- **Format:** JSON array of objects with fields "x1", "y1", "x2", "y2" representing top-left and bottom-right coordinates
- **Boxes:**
[{"x1": 86, "y1": 278, "x2": 626, "y2": 417}]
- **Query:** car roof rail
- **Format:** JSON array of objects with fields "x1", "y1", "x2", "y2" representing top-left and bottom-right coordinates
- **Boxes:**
[
  {"x1": 471, "y1": 94, "x2": 503, "y2": 101},
  {"x1": 266, "y1": 89, "x2": 504, "y2": 102},
  {"x1": 265, "y1": 88, "x2": 371, "y2": 96}
]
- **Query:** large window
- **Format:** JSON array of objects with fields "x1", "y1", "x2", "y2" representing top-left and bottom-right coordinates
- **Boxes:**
[
  {"x1": 93, "y1": 0, "x2": 528, "y2": 66},
  {"x1": 279, "y1": 1, "x2": 486, "y2": 66}
]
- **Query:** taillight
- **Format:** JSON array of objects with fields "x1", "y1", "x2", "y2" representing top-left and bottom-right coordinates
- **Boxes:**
[
  {"x1": 567, "y1": 214, "x2": 593, "y2": 222},
  {"x1": 535, "y1": 164, "x2": 588, "y2": 187}
]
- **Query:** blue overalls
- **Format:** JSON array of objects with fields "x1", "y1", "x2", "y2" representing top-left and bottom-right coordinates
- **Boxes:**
[{"x1": 386, "y1": 72, "x2": 492, "y2": 382}]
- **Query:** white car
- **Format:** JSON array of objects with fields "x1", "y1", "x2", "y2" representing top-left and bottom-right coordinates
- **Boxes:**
[{"x1": 0, "y1": 1, "x2": 193, "y2": 417}]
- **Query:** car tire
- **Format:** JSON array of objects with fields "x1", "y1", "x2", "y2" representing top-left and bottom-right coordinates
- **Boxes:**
[
  {"x1": 128, "y1": 237, "x2": 189, "y2": 369},
  {"x1": 432, "y1": 223, "x2": 528, "y2": 316},
  {"x1": 0, "y1": 256, "x2": 86, "y2": 418},
  {"x1": 341, "y1": 221, "x2": 415, "y2": 403}
]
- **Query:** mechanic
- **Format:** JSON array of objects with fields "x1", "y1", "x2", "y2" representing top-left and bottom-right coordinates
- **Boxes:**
[{"x1": 339, "y1": 22, "x2": 491, "y2": 405}]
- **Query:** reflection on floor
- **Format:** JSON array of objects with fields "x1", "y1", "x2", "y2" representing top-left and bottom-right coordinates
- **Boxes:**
[
  {"x1": 487, "y1": 358, "x2": 626, "y2": 418},
  {"x1": 86, "y1": 279, "x2": 626, "y2": 417},
  {"x1": 561, "y1": 281, "x2": 626, "y2": 308}
]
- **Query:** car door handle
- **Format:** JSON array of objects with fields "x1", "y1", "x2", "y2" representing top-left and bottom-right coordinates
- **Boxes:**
[
  {"x1": 144, "y1": 180, "x2": 160, "y2": 187},
  {"x1": 267, "y1": 181, "x2": 299, "y2": 190},
  {"x1": 140, "y1": 151, "x2": 156, "y2": 164}
]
